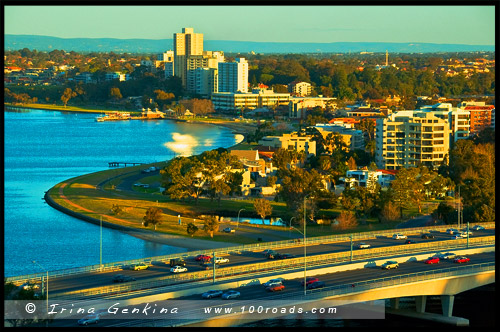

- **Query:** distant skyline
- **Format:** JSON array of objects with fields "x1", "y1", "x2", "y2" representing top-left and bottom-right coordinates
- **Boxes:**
[{"x1": 4, "y1": 5, "x2": 496, "y2": 46}]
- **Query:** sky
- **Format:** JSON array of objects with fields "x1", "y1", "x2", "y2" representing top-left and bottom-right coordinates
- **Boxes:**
[{"x1": 3, "y1": 5, "x2": 496, "y2": 45}]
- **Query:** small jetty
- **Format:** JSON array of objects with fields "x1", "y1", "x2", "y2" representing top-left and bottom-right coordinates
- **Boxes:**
[{"x1": 108, "y1": 162, "x2": 144, "y2": 168}]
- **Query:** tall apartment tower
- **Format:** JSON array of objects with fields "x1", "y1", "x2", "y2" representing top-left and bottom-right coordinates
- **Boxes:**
[
  {"x1": 173, "y1": 28, "x2": 204, "y2": 87},
  {"x1": 375, "y1": 111, "x2": 450, "y2": 170},
  {"x1": 218, "y1": 58, "x2": 249, "y2": 93}
]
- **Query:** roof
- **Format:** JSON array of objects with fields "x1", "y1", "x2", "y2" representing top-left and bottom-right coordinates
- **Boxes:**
[
  {"x1": 230, "y1": 150, "x2": 259, "y2": 162},
  {"x1": 464, "y1": 106, "x2": 495, "y2": 111},
  {"x1": 378, "y1": 169, "x2": 398, "y2": 175}
]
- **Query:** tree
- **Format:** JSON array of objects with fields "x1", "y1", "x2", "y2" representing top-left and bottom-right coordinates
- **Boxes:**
[
  {"x1": 60, "y1": 88, "x2": 77, "y2": 107},
  {"x1": 278, "y1": 167, "x2": 324, "y2": 220},
  {"x1": 253, "y1": 198, "x2": 273, "y2": 224},
  {"x1": 109, "y1": 87, "x2": 122, "y2": 100},
  {"x1": 186, "y1": 222, "x2": 199, "y2": 237},
  {"x1": 142, "y1": 207, "x2": 163, "y2": 231},
  {"x1": 203, "y1": 215, "x2": 219, "y2": 238},
  {"x1": 334, "y1": 211, "x2": 358, "y2": 230},
  {"x1": 380, "y1": 201, "x2": 400, "y2": 223},
  {"x1": 162, "y1": 157, "x2": 204, "y2": 204}
]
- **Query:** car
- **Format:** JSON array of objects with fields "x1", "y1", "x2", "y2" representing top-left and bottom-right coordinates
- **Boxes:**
[
  {"x1": 78, "y1": 314, "x2": 100, "y2": 326},
  {"x1": 195, "y1": 254, "x2": 211, "y2": 262},
  {"x1": 170, "y1": 265, "x2": 188, "y2": 273},
  {"x1": 214, "y1": 257, "x2": 229, "y2": 264},
  {"x1": 169, "y1": 258, "x2": 186, "y2": 267},
  {"x1": 357, "y1": 242, "x2": 371, "y2": 249},
  {"x1": 21, "y1": 282, "x2": 40, "y2": 290},
  {"x1": 266, "y1": 284, "x2": 285, "y2": 292},
  {"x1": 461, "y1": 230, "x2": 473, "y2": 236},
  {"x1": 263, "y1": 278, "x2": 285, "y2": 287},
  {"x1": 301, "y1": 277, "x2": 319, "y2": 286},
  {"x1": 202, "y1": 290, "x2": 223, "y2": 299},
  {"x1": 381, "y1": 261, "x2": 399, "y2": 270},
  {"x1": 471, "y1": 225, "x2": 485, "y2": 231},
  {"x1": 424, "y1": 256, "x2": 440, "y2": 264},
  {"x1": 439, "y1": 252, "x2": 456, "y2": 260},
  {"x1": 265, "y1": 251, "x2": 278, "y2": 259},
  {"x1": 222, "y1": 290, "x2": 241, "y2": 299},
  {"x1": 277, "y1": 253, "x2": 295, "y2": 259},
  {"x1": 131, "y1": 262, "x2": 149, "y2": 271},
  {"x1": 453, "y1": 256, "x2": 470, "y2": 264},
  {"x1": 262, "y1": 249, "x2": 278, "y2": 256},
  {"x1": 112, "y1": 274, "x2": 136, "y2": 283},
  {"x1": 452, "y1": 234, "x2": 464, "y2": 239},
  {"x1": 446, "y1": 228, "x2": 458, "y2": 235},
  {"x1": 421, "y1": 233, "x2": 435, "y2": 239},
  {"x1": 405, "y1": 239, "x2": 416, "y2": 244},
  {"x1": 307, "y1": 281, "x2": 326, "y2": 290},
  {"x1": 392, "y1": 233, "x2": 407, "y2": 240},
  {"x1": 223, "y1": 227, "x2": 235, "y2": 233}
]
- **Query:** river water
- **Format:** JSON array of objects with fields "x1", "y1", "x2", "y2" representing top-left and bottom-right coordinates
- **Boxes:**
[{"x1": 3, "y1": 108, "x2": 243, "y2": 277}]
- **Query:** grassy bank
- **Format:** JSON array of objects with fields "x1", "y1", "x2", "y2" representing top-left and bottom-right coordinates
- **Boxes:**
[{"x1": 47, "y1": 161, "x2": 427, "y2": 246}]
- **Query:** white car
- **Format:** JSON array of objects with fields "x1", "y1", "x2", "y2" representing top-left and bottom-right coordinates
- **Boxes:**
[
  {"x1": 461, "y1": 230, "x2": 473, "y2": 236},
  {"x1": 439, "y1": 252, "x2": 456, "y2": 260},
  {"x1": 222, "y1": 290, "x2": 241, "y2": 299},
  {"x1": 170, "y1": 265, "x2": 188, "y2": 273},
  {"x1": 263, "y1": 278, "x2": 285, "y2": 287},
  {"x1": 392, "y1": 234, "x2": 407, "y2": 240},
  {"x1": 214, "y1": 257, "x2": 229, "y2": 264},
  {"x1": 357, "y1": 242, "x2": 371, "y2": 249}
]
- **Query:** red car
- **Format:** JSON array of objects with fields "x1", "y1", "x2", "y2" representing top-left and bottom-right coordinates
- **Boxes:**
[
  {"x1": 195, "y1": 254, "x2": 211, "y2": 262},
  {"x1": 453, "y1": 256, "x2": 470, "y2": 264},
  {"x1": 266, "y1": 284, "x2": 285, "y2": 292},
  {"x1": 424, "y1": 256, "x2": 440, "y2": 264},
  {"x1": 301, "y1": 277, "x2": 319, "y2": 286}
]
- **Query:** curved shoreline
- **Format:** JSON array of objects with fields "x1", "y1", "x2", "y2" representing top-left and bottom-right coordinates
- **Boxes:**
[{"x1": 44, "y1": 190, "x2": 239, "y2": 251}]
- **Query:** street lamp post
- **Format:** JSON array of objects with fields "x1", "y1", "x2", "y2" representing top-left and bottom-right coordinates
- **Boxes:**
[
  {"x1": 288, "y1": 217, "x2": 295, "y2": 238},
  {"x1": 100, "y1": 216, "x2": 103, "y2": 272},
  {"x1": 32, "y1": 261, "x2": 48, "y2": 323},
  {"x1": 290, "y1": 195, "x2": 309, "y2": 296},
  {"x1": 237, "y1": 209, "x2": 245, "y2": 229},
  {"x1": 303, "y1": 196, "x2": 307, "y2": 296},
  {"x1": 290, "y1": 225, "x2": 306, "y2": 296},
  {"x1": 350, "y1": 234, "x2": 353, "y2": 262}
]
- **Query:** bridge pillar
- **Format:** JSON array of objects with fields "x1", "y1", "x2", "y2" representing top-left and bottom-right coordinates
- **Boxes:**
[
  {"x1": 390, "y1": 298, "x2": 400, "y2": 310},
  {"x1": 441, "y1": 295, "x2": 455, "y2": 317},
  {"x1": 415, "y1": 295, "x2": 427, "y2": 313}
]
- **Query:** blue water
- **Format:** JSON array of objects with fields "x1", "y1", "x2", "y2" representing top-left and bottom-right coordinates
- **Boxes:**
[{"x1": 3, "y1": 108, "x2": 243, "y2": 277}]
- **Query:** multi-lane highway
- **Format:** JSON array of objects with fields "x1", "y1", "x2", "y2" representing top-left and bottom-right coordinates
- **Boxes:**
[
  {"x1": 28, "y1": 250, "x2": 495, "y2": 327},
  {"x1": 30, "y1": 227, "x2": 495, "y2": 297}
]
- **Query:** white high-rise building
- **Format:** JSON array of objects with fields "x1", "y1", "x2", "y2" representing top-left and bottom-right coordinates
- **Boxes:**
[
  {"x1": 218, "y1": 58, "x2": 248, "y2": 93},
  {"x1": 375, "y1": 111, "x2": 450, "y2": 170}
]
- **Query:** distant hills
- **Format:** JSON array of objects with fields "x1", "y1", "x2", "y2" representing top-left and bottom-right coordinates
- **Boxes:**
[{"x1": 5, "y1": 34, "x2": 495, "y2": 54}]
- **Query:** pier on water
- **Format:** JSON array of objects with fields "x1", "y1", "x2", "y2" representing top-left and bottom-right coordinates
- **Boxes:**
[{"x1": 108, "y1": 162, "x2": 144, "y2": 168}]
